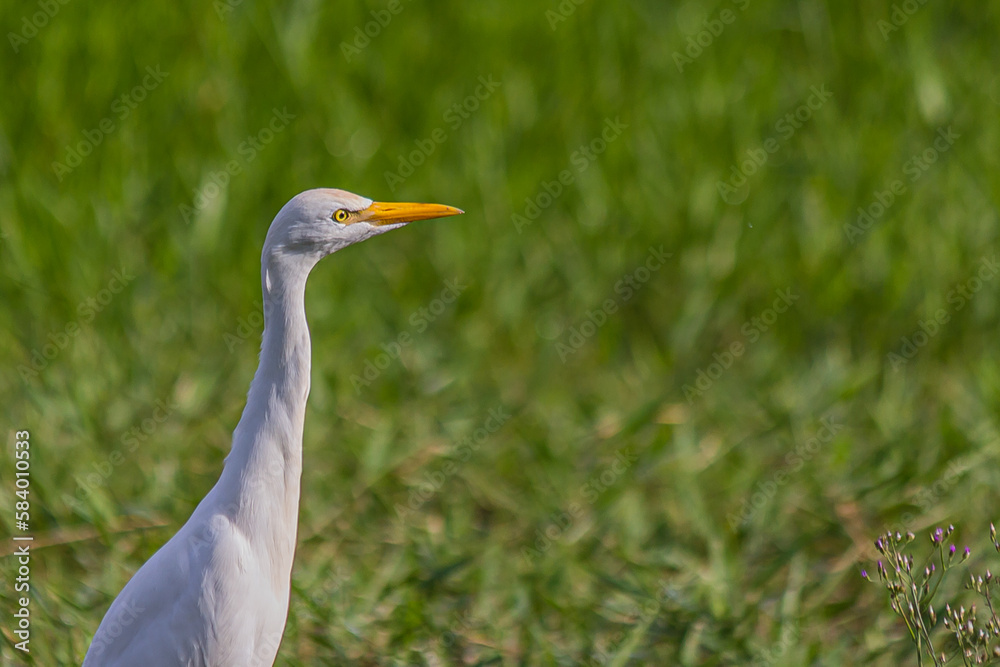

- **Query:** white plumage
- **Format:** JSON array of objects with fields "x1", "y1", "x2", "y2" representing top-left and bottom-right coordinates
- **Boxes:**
[{"x1": 84, "y1": 189, "x2": 462, "y2": 666}]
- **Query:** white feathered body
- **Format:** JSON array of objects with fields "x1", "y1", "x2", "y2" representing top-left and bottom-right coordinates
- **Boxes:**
[
  {"x1": 83, "y1": 188, "x2": 456, "y2": 666},
  {"x1": 84, "y1": 245, "x2": 314, "y2": 666}
]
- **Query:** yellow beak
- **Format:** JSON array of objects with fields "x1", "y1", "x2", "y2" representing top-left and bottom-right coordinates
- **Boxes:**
[{"x1": 358, "y1": 201, "x2": 464, "y2": 226}]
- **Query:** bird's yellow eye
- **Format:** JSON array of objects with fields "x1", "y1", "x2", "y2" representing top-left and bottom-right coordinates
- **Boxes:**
[{"x1": 333, "y1": 209, "x2": 350, "y2": 223}]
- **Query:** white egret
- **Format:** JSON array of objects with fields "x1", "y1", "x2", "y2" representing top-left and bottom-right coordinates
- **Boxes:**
[{"x1": 83, "y1": 189, "x2": 463, "y2": 666}]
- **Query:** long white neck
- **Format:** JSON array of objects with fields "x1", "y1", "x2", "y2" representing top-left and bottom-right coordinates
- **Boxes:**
[{"x1": 214, "y1": 250, "x2": 317, "y2": 588}]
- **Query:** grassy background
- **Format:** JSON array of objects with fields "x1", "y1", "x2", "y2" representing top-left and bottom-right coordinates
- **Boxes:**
[{"x1": 2, "y1": 0, "x2": 1000, "y2": 664}]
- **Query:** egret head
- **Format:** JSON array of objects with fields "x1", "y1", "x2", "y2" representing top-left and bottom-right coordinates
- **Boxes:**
[{"x1": 263, "y1": 188, "x2": 463, "y2": 263}]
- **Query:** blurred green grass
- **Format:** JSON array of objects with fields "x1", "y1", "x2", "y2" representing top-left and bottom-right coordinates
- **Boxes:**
[{"x1": 2, "y1": 0, "x2": 1000, "y2": 664}]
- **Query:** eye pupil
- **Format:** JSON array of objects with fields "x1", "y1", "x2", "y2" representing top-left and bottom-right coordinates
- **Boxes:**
[{"x1": 335, "y1": 209, "x2": 349, "y2": 222}]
